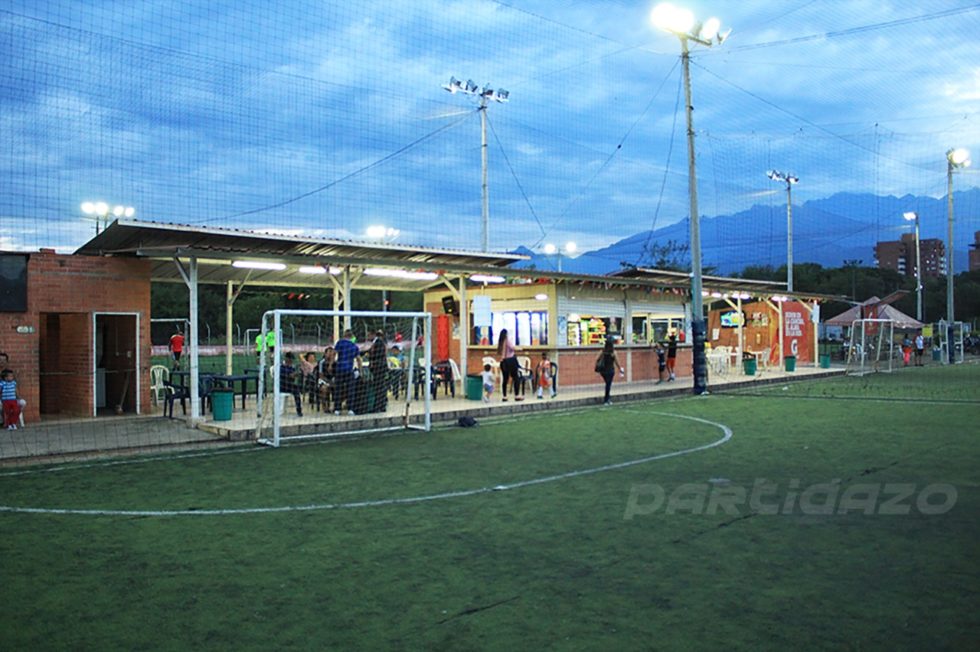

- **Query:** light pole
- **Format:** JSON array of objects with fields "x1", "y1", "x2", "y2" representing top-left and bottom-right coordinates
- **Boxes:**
[
  {"x1": 651, "y1": 3, "x2": 729, "y2": 395},
  {"x1": 768, "y1": 170, "x2": 799, "y2": 293},
  {"x1": 81, "y1": 201, "x2": 135, "y2": 235},
  {"x1": 543, "y1": 241, "x2": 577, "y2": 272},
  {"x1": 945, "y1": 147, "x2": 970, "y2": 363},
  {"x1": 444, "y1": 77, "x2": 509, "y2": 252},
  {"x1": 903, "y1": 212, "x2": 923, "y2": 322},
  {"x1": 844, "y1": 259, "x2": 862, "y2": 303}
]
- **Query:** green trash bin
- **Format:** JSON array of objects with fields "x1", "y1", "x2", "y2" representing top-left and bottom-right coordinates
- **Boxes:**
[
  {"x1": 819, "y1": 354, "x2": 831, "y2": 369},
  {"x1": 211, "y1": 387, "x2": 234, "y2": 421},
  {"x1": 465, "y1": 374, "x2": 483, "y2": 401},
  {"x1": 742, "y1": 358, "x2": 757, "y2": 376},
  {"x1": 784, "y1": 355, "x2": 796, "y2": 372},
  {"x1": 931, "y1": 348, "x2": 941, "y2": 361}
]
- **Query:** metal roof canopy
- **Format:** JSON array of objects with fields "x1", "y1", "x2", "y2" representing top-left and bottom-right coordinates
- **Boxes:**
[
  {"x1": 74, "y1": 219, "x2": 531, "y2": 292},
  {"x1": 611, "y1": 267, "x2": 843, "y2": 302}
]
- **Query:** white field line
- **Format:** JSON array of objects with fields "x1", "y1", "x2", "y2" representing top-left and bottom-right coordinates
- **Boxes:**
[{"x1": 0, "y1": 411, "x2": 732, "y2": 518}]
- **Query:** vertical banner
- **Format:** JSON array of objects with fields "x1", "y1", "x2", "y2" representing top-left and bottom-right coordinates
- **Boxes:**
[{"x1": 782, "y1": 301, "x2": 813, "y2": 360}]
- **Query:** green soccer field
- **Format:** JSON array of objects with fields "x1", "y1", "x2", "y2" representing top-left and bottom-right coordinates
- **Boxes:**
[{"x1": 1, "y1": 365, "x2": 978, "y2": 650}]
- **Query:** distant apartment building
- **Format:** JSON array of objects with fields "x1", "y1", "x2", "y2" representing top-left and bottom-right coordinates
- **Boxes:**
[
  {"x1": 970, "y1": 231, "x2": 980, "y2": 272},
  {"x1": 874, "y1": 233, "x2": 946, "y2": 277}
]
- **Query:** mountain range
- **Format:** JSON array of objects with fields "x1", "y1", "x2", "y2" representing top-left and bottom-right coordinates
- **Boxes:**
[{"x1": 513, "y1": 189, "x2": 980, "y2": 276}]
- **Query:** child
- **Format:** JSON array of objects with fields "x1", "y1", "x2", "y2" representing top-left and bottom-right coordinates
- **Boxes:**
[
  {"x1": 1, "y1": 368, "x2": 21, "y2": 430},
  {"x1": 535, "y1": 352, "x2": 556, "y2": 399},
  {"x1": 481, "y1": 363, "x2": 495, "y2": 403},
  {"x1": 655, "y1": 343, "x2": 667, "y2": 384}
]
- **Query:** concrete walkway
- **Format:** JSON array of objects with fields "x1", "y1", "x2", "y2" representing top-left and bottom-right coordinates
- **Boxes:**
[
  {"x1": 198, "y1": 364, "x2": 844, "y2": 442},
  {"x1": 1, "y1": 364, "x2": 843, "y2": 465}
]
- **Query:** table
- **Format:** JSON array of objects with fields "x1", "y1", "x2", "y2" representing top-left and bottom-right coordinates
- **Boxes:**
[{"x1": 211, "y1": 372, "x2": 257, "y2": 410}]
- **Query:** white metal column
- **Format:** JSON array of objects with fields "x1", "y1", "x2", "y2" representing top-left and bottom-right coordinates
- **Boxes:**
[
  {"x1": 188, "y1": 257, "x2": 200, "y2": 419},
  {"x1": 459, "y1": 276, "x2": 468, "y2": 381}
]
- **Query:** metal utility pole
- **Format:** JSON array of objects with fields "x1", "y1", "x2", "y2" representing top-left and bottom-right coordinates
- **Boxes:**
[
  {"x1": 768, "y1": 170, "x2": 799, "y2": 293},
  {"x1": 444, "y1": 77, "x2": 509, "y2": 252}
]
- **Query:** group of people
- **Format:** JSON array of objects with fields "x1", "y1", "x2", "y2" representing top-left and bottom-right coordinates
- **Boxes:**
[
  {"x1": 482, "y1": 328, "x2": 679, "y2": 407},
  {"x1": 276, "y1": 329, "x2": 397, "y2": 417},
  {"x1": 481, "y1": 329, "x2": 558, "y2": 404},
  {"x1": 900, "y1": 332, "x2": 927, "y2": 367}
]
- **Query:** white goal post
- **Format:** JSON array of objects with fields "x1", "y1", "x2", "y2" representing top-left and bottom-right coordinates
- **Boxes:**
[
  {"x1": 845, "y1": 318, "x2": 894, "y2": 376},
  {"x1": 255, "y1": 309, "x2": 432, "y2": 447}
]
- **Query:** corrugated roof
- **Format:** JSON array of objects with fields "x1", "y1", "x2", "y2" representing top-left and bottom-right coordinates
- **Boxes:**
[{"x1": 73, "y1": 219, "x2": 530, "y2": 291}]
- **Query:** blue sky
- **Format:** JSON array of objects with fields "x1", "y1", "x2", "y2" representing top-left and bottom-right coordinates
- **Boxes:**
[{"x1": 1, "y1": 0, "x2": 978, "y2": 262}]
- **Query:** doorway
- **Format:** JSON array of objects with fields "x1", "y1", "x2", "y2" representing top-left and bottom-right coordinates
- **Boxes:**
[{"x1": 94, "y1": 313, "x2": 140, "y2": 416}]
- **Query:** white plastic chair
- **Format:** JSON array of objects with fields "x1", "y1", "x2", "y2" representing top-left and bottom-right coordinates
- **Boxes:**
[
  {"x1": 150, "y1": 365, "x2": 170, "y2": 406},
  {"x1": 447, "y1": 358, "x2": 462, "y2": 394}
]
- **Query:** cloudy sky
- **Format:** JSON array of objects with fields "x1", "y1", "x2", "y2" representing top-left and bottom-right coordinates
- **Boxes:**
[{"x1": 1, "y1": 0, "x2": 978, "y2": 259}]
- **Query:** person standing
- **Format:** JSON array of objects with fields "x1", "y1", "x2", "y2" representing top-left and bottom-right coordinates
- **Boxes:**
[
  {"x1": 535, "y1": 352, "x2": 556, "y2": 399},
  {"x1": 595, "y1": 339, "x2": 625, "y2": 406},
  {"x1": 655, "y1": 342, "x2": 667, "y2": 384},
  {"x1": 1, "y1": 368, "x2": 21, "y2": 430},
  {"x1": 168, "y1": 328, "x2": 185, "y2": 370},
  {"x1": 666, "y1": 330, "x2": 678, "y2": 381},
  {"x1": 497, "y1": 329, "x2": 524, "y2": 402},
  {"x1": 481, "y1": 363, "x2": 495, "y2": 403},
  {"x1": 367, "y1": 331, "x2": 388, "y2": 413},
  {"x1": 901, "y1": 334, "x2": 912, "y2": 367},
  {"x1": 914, "y1": 332, "x2": 925, "y2": 366},
  {"x1": 333, "y1": 329, "x2": 361, "y2": 415}
]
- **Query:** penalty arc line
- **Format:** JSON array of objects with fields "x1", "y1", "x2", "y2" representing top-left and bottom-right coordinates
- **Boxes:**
[{"x1": 0, "y1": 411, "x2": 732, "y2": 518}]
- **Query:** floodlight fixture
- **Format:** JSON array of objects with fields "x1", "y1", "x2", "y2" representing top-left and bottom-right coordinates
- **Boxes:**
[
  {"x1": 947, "y1": 147, "x2": 971, "y2": 168},
  {"x1": 543, "y1": 243, "x2": 557, "y2": 255},
  {"x1": 903, "y1": 211, "x2": 918, "y2": 222},
  {"x1": 651, "y1": 3, "x2": 726, "y2": 46},
  {"x1": 81, "y1": 200, "x2": 134, "y2": 234}
]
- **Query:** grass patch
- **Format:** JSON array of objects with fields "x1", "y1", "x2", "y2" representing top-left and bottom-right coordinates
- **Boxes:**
[{"x1": 1, "y1": 368, "x2": 977, "y2": 650}]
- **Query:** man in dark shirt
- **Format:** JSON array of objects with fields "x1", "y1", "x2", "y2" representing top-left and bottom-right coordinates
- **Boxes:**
[
  {"x1": 279, "y1": 352, "x2": 303, "y2": 417},
  {"x1": 666, "y1": 332, "x2": 678, "y2": 381},
  {"x1": 333, "y1": 330, "x2": 361, "y2": 415}
]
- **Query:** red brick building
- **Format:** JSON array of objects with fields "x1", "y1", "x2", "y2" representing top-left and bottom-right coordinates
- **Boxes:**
[
  {"x1": 0, "y1": 250, "x2": 152, "y2": 423},
  {"x1": 874, "y1": 233, "x2": 946, "y2": 277}
]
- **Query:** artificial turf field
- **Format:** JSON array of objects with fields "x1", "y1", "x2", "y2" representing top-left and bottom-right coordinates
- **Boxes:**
[{"x1": 1, "y1": 364, "x2": 977, "y2": 650}]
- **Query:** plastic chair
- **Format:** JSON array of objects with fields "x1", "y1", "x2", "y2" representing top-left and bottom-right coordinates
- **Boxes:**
[
  {"x1": 516, "y1": 355, "x2": 533, "y2": 394},
  {"x1": 446, "y1": 359, "x2": 462, "y2": 394},
  {"x1": 162, "y1": 380, "x2": 189, "y2": 418},
  {"x1": 149, "y1": 365, "x2": 170, "y2": 405}
]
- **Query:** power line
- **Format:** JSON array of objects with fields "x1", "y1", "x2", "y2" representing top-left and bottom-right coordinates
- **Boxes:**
[
  {"x1": 205, "y1": 110, "x2": 475, "y2": 222},
  {"x1": 727, "y1": 4, "x2": 980, "y2": 52}
]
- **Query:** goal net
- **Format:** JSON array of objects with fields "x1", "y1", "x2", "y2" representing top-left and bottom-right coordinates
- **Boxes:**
[
  {"x1": 255, "y1": 309, "x2": 432, "y2": 447},
  {"x1": 845, "y1": 319, "x2": 894, "y2": 376}
]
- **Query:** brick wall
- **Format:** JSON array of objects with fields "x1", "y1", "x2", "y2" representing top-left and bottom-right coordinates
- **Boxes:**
[{"x1": 0, "y1": 251, "x2": 152, "y2": 422}]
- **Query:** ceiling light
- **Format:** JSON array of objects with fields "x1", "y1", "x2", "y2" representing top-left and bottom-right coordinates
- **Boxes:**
[
  {"x1": 469, "y1": 274, "x2": 505, "y2": 284},
  {"x1": 232, "y1": 260, "x2": 286, "y2": 271}
]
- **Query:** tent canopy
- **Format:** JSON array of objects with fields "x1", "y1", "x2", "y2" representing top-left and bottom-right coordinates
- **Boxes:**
[{"x1": 825, "y1": 297, "x2": 923, "y2": 329}]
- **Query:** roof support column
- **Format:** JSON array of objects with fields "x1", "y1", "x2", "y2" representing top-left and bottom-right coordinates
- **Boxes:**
[
  {"x1": 459, "y1": 276, "x2": 468, "y2": 381},
  {"x1": 173, "y1": 256, "x2": 201, "y2": 420},
  {"x1": 623, "y1": 291, "x2": 633, "y2": 382},
  {"x1": 343, "y1": 266, "x2": 352, "y2": 331}
]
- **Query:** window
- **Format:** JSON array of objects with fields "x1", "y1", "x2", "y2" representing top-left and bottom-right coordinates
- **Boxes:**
[{"x1": 472, "y1": 311, "x2": 548, "y2": 346}]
